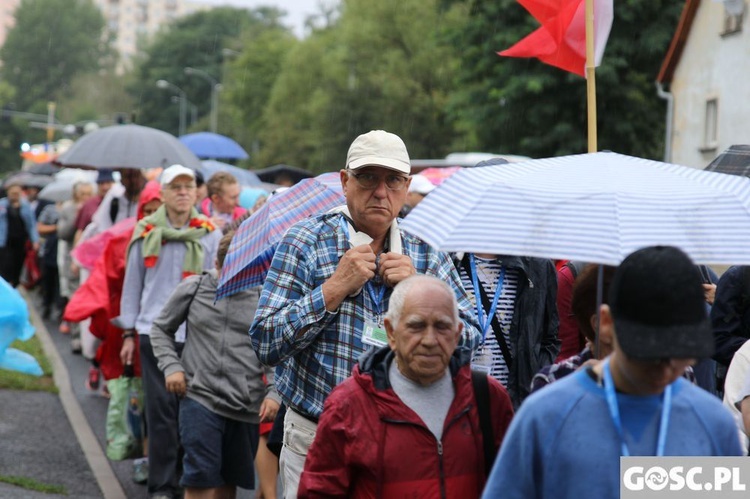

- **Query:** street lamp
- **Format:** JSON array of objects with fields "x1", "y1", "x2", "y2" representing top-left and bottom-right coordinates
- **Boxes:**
[
  {"x1": 184, "y1": 67, "x2": 221, "y2": 134},
  {"x1": 172, "y1": 96, "x2": 198, "y2": 126},
  {"x1": 156, "y1": 79, "x2": 187, "y2": 137}
]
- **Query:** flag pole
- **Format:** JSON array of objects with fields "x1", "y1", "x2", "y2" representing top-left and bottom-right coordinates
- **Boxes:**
[{"x1": 585, "y1": 0, "x2": 597, "y2": 153}]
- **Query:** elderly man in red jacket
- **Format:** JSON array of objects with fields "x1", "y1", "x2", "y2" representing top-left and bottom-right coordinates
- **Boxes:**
[{"x1": 298, "y1": 275, "x2": 514, "y2": 498}]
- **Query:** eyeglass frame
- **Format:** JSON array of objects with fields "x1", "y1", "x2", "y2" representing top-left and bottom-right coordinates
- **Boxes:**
[
  {"x1": 166, "y1": 182, "x2": 197, "y2": 192},
  {"x1": 346, "y1": 169, "x2": 410, "y2": 191}
]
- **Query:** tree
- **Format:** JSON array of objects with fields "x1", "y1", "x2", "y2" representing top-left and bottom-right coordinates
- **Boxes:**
[
  {"x1": 220, "y1": 26, "x2": 298, "y2": 165},
  {"x1": 257, "y1": 0, "x2": 469, "y2": 172},
  {"x1": 129, "y1": 6, "x2": 288, "y2": 137},
  {"x1": 0, "y1": 0, "x2": 110, "y2": 114},
  {"x1": 0, "y1": 82, "x2": 24, "y2": 175},
  {"x1": 449, "y1": 0, "x2": 684, "y2": 159}
]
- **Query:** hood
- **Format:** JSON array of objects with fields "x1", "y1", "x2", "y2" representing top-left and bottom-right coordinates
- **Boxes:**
[
  {"x1": 136, "y1": 181, "x2": 161, "y2": 220},
  {"x1": 358, "y1": 344, "x2": 474, "y2": 391}
]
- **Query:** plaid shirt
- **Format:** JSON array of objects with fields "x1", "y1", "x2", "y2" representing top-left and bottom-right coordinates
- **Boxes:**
[
  {"x1": 250, "y1": 212, "x2": 481, "y2": 418},
  {"x1": 530, "y1": 347, "x2": 698, "y2": 394}
]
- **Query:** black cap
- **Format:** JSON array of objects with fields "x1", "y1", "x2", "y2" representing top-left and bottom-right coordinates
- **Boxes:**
[{"x1": 609, "y1": 246, "x2": 713, "y2": 360}]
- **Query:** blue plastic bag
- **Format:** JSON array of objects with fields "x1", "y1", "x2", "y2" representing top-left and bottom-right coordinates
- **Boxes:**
[{"x1": 0, "y1": 277, "x2": 43, "y2": 376}]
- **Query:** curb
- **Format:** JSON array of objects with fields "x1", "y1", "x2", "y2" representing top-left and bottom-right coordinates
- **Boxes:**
[{"x1": 21, "y1": 288, "x2": 127, "y2": 499}]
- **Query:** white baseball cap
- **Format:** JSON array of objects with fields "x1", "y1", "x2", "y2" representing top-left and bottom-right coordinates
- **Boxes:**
[
  {"x1": 408, "y1": 174, "x2": 435, "y2": 195},
  {"x1": 160, "y1": 164, "x2": 195, "y2": 187},
  {"x1": 346, "y1": 130, "x2": 411, "y2": 175}
]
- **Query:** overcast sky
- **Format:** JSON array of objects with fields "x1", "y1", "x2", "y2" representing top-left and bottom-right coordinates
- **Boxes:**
[{"x1": 198, "y1": 0, "x2": 333, "y2": 38}]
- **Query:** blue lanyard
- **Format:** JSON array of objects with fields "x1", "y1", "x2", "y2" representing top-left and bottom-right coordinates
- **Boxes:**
[
  {"x1": 602, "y1": 359, "x2": 672, "y2": 457},
  {"x1": 339, "y1": 214, "x2": 386, "y2": 320},
  {"x1": 469, "y1": 254, "x2": 505, "y2": 344},
  {"x1": 366, "y1": 281, "x2": 386, "y2": 318}
]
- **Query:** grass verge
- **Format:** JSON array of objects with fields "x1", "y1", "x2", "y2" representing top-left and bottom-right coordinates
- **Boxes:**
[
  {"x1": 0, "y1": 333, "x2": 57, "y2": 393},
  {"x1": 0, "y1": 474, "x2": 67, "y2": 495}
]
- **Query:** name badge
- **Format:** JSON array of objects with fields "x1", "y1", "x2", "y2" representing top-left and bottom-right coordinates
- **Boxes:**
[
  {"x1": 472, "y1": 347, "x2": 494, "y2": 374},
  {"x1": 362, "y1": 321, "x2": 388, "y2": 348}
]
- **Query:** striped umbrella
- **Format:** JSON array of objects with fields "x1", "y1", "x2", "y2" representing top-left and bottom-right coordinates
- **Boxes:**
[
  {"x1": 401, "y1": 152, "x2": 750, "y2": 266},
  {"x1": 217, "y1": 172, "x2": 344, "y2": 298}
]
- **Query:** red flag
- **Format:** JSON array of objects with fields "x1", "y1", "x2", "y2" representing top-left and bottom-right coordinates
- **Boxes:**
[{"x1": 499, "y1": 0, "x2": 613, "y2": 77}]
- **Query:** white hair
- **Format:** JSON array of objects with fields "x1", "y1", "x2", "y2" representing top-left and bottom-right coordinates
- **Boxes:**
[{"x1": 385, "y1": 275, "x2": 459, "y2": 325}]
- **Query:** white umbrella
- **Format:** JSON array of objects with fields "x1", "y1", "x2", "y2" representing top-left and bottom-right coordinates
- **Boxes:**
[
  {"x1": 39, "y1": 169, "x2": 97, "y2": 202},
  {"x1": 401, "y1": 152, "x2": 750, "y2": 265}
]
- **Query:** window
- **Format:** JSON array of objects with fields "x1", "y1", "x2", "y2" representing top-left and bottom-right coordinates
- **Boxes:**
[
  {"x1": 703, "y1": 98, "x2": 718, "y2": 151},
  {"x1": 722, "y1": 0, "x2": 745, "y2": 35}
]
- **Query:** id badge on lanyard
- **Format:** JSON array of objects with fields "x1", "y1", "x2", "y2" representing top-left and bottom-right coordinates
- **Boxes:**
[{"x1": 472, "y1": 346, "x2": 494, "y2": 374}]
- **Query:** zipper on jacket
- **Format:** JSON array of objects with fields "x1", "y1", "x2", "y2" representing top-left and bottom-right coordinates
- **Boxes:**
[
  {"x1": 437, "y1": 440, "x2": 446, "y2": 499},
  {"x1": 382, "y1": 405, "x2": 471, "y2": 499}
]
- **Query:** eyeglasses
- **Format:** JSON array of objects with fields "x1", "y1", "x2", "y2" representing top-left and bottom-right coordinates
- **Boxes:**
[
  {"x1": 348, "y1": 171, "x2": 409, "y2": 191},
  {"x1": 167, "y1": 183, "x2": 196, "y2": 192}
]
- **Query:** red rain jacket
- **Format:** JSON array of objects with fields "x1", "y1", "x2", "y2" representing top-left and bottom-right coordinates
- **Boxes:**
[{"x1": 298, "y1": 346, "x2": 514, "y2": 498}]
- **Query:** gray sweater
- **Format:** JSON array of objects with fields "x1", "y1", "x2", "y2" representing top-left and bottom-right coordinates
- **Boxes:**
[{"x1": 150, "y1": 269, "x2": 279, "y2": 423}]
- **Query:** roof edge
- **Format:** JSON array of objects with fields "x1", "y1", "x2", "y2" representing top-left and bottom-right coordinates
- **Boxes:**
[{"x1": 657, "y1": 0, "x2": 702, "y2": 84}]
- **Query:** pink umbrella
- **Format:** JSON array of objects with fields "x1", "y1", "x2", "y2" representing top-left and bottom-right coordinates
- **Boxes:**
[{"x1": 419, "y1": 166, "x2": 462, "y2": 186}]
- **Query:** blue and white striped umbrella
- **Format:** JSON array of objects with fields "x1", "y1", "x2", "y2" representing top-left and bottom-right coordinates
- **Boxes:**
[{"x1": 400, "y1": 152, "x2": 750, "y2": 265}]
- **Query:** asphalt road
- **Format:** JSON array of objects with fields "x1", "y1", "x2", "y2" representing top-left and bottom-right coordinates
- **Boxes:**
[{"x1": 0, "y1": 389, "x2": 101, "y2": 498}]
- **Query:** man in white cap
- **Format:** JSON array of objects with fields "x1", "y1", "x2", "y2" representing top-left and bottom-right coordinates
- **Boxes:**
[
  {"x1": 250, "y1": 130, "x2": 481, "y2": 498},
  {"x1": 399, "y1": 173, "x2": 435, "y2": 217},
  {"x1": 118, "y1": 164, "x2": 222, "y2": 499}
]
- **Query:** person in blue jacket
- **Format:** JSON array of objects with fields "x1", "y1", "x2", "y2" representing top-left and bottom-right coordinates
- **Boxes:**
[
  {"x1": 482, "y1": 246, "x2": 743, "y2": 499},
  {"x1": 0, "y1": 181, "x2": 40, "y2": 287}
]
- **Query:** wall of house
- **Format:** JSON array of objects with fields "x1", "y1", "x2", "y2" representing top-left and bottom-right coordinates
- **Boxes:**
[{"x1": 669, "y1": 1, "x2": 750, "y2": 168}]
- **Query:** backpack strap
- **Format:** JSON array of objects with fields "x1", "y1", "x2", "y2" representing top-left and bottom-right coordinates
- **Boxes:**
[
  {"x1": 565, "y1": 260, "x2": 587, "y2": 280},
  {"x1": 472, "y1": 370, "x2": 495, "y2": 476},
  {"x1": 184, "y1": 273, "x2": 205, "y2": 339}
]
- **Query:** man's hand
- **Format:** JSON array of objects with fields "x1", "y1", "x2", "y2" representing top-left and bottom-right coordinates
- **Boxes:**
[
  {"x1": 322, "y1": 244, "x2": 376, "y2": 311},
  {"x1": 259, "y1": 397, "x2": 281, "y2": 423},
  {"x1": 120, "y1": 336, "x2": 136, "y2": 366},
  {"x1": 165, "y1": 371, "x2": 187, "y2": 397},
  {"x1": 703, "y1": 283, "x2": 716, "y2": 306},
  {"x1": 379, "y1": 253, "x2": 416, "y2": 287}
]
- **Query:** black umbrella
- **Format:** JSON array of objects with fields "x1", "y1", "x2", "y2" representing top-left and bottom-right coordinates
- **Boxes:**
[
  {"x1": 704, "y1": 145, "x2": 750, "y2": 176},
  {"x1": 54, "y1": 124, "x2": 202, "y2": 170},
  {"x1": 251, "y1": 164, "x2": 313, "y2": 186}
]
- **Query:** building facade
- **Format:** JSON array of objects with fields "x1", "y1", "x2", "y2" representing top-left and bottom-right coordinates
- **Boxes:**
[
  {"x1": 93, "y1": 0, "x2": 213, "y2": 70},
  {"x1": 658, "y1": 0, "x2": 750, "y2": 168}
]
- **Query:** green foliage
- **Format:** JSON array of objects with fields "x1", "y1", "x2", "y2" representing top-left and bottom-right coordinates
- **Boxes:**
[
  {"x1": 56, "y1": 72, "x2": 136, "y2": 126},
  {"x1": 130, "y1": 7, "x2": 288, "y2": 136},
  {"x1": 257, "y1": 0, "x2": 469, "y2": 172},
  {"x1": 221, "y1": 27, "x2": 298, "y2": 166},
  {"x1": 451, "y1": 0, "x2": 685, "y2": 159},
  {"x1": 0, "y1": 0, "x2": 110, "y2": 112},
  {"x1": 0, "y1": 82, "x2": 23, "y2": 174}
]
